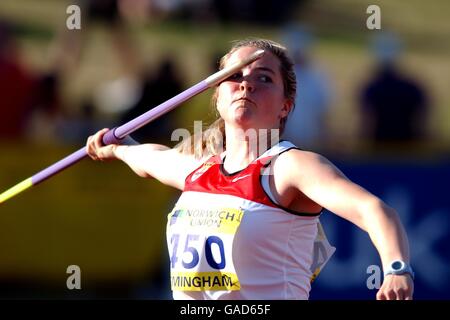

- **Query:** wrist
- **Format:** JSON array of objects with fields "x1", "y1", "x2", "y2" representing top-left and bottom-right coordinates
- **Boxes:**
[
  {"x1": 113, "y1": 145, "x2": 128, "y2": 161},
  {"x1": 384, "y1": 260, "x2": 415, "y2": 280}
]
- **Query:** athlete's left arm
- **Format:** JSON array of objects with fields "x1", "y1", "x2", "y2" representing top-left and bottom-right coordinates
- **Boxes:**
[{"x1": 277, "y1": 150, "x2": 414, "y2": 300}]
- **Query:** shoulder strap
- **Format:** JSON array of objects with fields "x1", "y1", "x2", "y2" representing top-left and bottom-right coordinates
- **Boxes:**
[{"x1": 256, "y1": 140, "x2": 298, "y2": 160}]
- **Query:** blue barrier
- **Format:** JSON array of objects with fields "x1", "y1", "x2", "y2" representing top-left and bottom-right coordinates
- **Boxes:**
[{"x1": 311, "y1": 159, "x2": 450, "y2": 300}]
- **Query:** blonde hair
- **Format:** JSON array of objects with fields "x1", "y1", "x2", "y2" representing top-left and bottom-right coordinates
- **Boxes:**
[{"x1": 177, "y1": 38, "x2": 296, "y2": 158}]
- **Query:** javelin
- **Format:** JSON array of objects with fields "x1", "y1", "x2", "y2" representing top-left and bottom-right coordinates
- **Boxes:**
[{"x1": 0, "y1": 50, "x2": 265, "y2": 205}]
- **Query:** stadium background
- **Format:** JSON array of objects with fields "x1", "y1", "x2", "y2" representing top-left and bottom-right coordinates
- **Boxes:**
[{"x1": 0, "y1": 0, "x2": 449, "y2": 299}]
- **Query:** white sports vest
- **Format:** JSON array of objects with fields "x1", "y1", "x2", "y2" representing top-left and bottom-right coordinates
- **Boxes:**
[{"x1": 166, "y1": 141, "x2": 334, "y2": 300}]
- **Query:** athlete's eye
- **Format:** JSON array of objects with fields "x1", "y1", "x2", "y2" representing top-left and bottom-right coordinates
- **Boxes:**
[
  {"x1": 228, "y1": 72, "x2": 242, "y2": 81},
  {"x1": 259, "y1": 75, "x2": 273, "y2": 83}
]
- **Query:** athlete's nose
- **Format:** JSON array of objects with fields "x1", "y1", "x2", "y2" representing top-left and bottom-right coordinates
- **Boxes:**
[{"x1": 239, "y1": 79, "x2": 254, "y2": 93}]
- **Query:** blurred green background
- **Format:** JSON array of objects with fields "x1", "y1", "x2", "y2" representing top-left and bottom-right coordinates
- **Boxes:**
[{"x1": 0, "y1": 0, "x2": 449, "y2": 298}]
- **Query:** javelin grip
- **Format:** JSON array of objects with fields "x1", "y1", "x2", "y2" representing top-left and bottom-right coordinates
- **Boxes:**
[
  {"x1": 102, "y1": 128, "x2": 122, "y2": 145},
  {"x1": 102, "y1": 128, "x2": 140, "y2": 146}
]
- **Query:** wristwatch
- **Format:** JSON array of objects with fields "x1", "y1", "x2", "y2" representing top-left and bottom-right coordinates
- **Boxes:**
[{"x1": 384, "y1": 260, "x2": 415, "y2": 280}]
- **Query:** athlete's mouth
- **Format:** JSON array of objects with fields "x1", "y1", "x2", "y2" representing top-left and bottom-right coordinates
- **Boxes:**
[{"x1": 233, "y1": 97, "x2": 255, "y2": 105}]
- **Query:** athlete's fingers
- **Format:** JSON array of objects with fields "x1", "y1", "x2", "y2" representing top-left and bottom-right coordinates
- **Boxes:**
[
  {"x1": 92, "y1": 129, "x2": 109, "y2": 160},
  {"x1": 385, "y1": 289, "x2": 396, "y2": 300},
  {"x1": 86, "y1": 135, "x2": 97, "y2": 160},
  {"x1": 97, "y1": 144, "x2": 117, "y2": 161},
  {"x1": 86, "y1": 129, "x2": 109, "y2": 160},
  {"x1": 404, "y1": 286, "x2": 414, "y2": 300},
  {"x1": 94, "y1": 128, "x2": 109, "y2": 150},
  {"x1": 395, "y1": 289, "x2": 405, "y2": 300},
  {"x1": 376, "y1": 290, "x2": 386, "y2": 300}
]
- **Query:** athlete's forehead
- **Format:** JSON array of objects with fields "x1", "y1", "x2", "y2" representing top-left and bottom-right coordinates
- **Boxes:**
[{"x1": 224, "y1": 46, "x2": 281, "y2": 75}]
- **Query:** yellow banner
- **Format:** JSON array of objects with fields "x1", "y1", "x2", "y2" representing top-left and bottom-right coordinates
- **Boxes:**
[{"x1": 171, "y1": 271, "x2": 241, "y2": 291}]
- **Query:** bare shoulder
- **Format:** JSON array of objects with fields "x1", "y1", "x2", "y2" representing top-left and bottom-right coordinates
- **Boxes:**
[
  {"x1": 273, "y1": 149, "x2": 345, "y2": 186},
  {"x1": 275, "y1": 149, "x2": 334, "y2": 171}
]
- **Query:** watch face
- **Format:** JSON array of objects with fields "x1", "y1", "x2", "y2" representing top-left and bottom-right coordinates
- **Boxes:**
[
  {"x1": 385, "y1": 260, "x2": 414, "y2": 280},
  {"x1": 392, "y1": 260, "x2": 405, "y2": 271}
]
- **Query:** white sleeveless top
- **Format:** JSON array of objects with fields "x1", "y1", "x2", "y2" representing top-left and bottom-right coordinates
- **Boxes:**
[{"x1": 166, "y1": 141, "x2": 324, "y2": 300}]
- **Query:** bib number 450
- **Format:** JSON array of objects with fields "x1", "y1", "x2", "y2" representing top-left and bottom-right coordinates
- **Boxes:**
[{"x1": 170, "y1": 234, "x2": 226, "y2": 270}]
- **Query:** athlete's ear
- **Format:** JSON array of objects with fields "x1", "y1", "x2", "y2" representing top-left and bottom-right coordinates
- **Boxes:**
[{"x1": 280, "y1": 99, "x2": 293, "y2": 118}]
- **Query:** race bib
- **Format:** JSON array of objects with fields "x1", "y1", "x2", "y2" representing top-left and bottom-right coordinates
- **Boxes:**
[{"x1": 167, "y1": 206, "x2": 244, "y2": 291}]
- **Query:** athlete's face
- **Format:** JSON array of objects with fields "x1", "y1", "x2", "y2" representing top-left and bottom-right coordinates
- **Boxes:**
[{"x1": 216, "y1": 46, "x2": 292, "y2": 132}]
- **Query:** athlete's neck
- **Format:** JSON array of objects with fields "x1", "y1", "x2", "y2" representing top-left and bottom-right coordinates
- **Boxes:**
[{"x1": 223, "y1": 126, "x2": 280, "y2": 174}]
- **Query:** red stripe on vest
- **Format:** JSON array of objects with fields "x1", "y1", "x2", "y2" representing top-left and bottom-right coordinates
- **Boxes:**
[{"x1": 184, "y1": 155, "x2": 277, "y2": 208}]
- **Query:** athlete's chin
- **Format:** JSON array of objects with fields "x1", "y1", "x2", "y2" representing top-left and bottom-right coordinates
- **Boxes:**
[
  {"x1": 233, "y1": 106, "x2": 252, "y2": 118},
  {"x1": 232, "y1": 110, "x2": 254, "y2": 127}
]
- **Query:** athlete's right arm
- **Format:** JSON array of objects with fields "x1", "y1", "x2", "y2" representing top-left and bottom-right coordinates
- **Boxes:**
[{"x1": 86, "y1": 128, "x2": 202, "y2": 190}]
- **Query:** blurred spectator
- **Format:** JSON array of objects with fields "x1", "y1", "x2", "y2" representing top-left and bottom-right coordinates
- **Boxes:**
[
  {"x1": 55, "y1": 98, "x2": 99, "y2": 144},
  {"x1": 120, "y1": 58, "x2": 184, "y2": 143},
  {"x1": 0, "y1": 21, "x2": 65, "y2": 144},
  {"x1": 281, "y1": 25, "x2": 333, "y2": 151},
  {"x1": 360, "y1": 33, "x2": 428, "y2": 147},
  {"x1": 212, "y1": 0, "x2": 299, "y2": 25},
  {"x1": 0, "y1": 22, "x2": 36, "y2": 140},
  {"x1": 52, "y1": 0, "x2": 140, "y2": 75},
  {"x1": 25, "y1": 72, "x2": 64, "y2": 144},
  {"x1": 85, "y1": 0, "x2": 121, "y2": 23},
  {"x1": 42, "y1": 0, "x2": 145, "y2": 144},
  {"x1": 85, "y1": 0, "x2": 139, "y2": 74}
]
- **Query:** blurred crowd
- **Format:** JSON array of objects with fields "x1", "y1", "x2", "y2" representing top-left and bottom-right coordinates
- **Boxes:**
[{"x1": 0, "y1": 0, "x2": 434, "y2": 155}]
